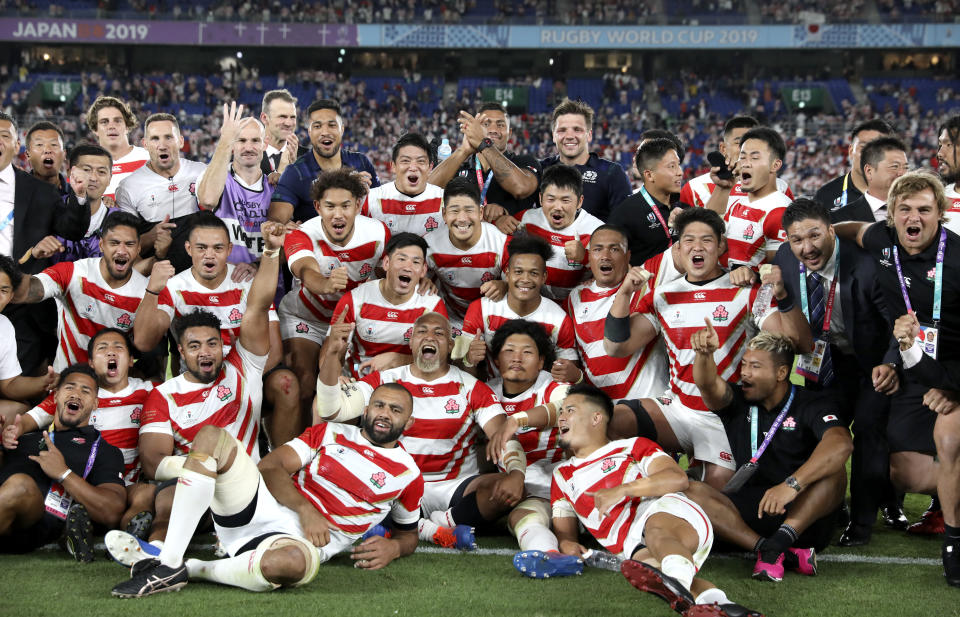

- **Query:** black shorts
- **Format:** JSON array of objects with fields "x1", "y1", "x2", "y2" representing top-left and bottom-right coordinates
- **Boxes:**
[
  {"x1": 0, "y1": 513, "x2": 64, "y2": 554},
  {"x1": 888, "y1": 381, "x2": 937, "y2": 455},
  {"x1": 727, "y1": 484, "x2": 836, "y2": 552},
  {"x1": 616, "y1": 399, "x2": 659, "y2": 442}
]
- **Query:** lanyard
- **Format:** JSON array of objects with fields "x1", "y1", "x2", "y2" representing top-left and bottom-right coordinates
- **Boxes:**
[
  {"x1": 839, "y1": 173, "x2": 849, "y2": 209},
  {"x1": 893, "y1": 227, "x2": 945, "y2": 326},
  {"x1": 798, "y1": 237, "x2": 840, "y2": 334},
  {"x1": 474, "y1": 157, "x2": 494, "y2": 205},
  {"x1": 0, "y1": 209, "x2": 13, "y2": 234},
  {"x1": 50, "y1": 432, "x2": 102, "y2": 480},
  {"x1": 639, "y1": 186, "x2": 672, "y2": 243},
  {"x1": 749, "y1": 386, "x2": 796, "y2": 463}
]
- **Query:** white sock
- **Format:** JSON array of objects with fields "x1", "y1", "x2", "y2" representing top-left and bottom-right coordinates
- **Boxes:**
[
  {"x1": 660, "y1": 554, "x2": 696, "y2": 591},
  {"x1": 514, "y1": 519, "x2": 559, "y2": 552},
  {"x1": 185, "y1": 553, "x2": 275, "y2": 592},
  {"x1": 695, "y1": 588, "x2": 730, "y2": 606},
  {"x1": 149, "y1": 540, "x2": 164, "y2": 550},
  {"x1": 418, "y1": 518, "x2": 441, "y2": 542},
  {"x1": 429, "y1": 508, "x2": 455, "y2": 527},
  {"x1": 157, "y1": 470, "x2": 216, "y2": 568}
]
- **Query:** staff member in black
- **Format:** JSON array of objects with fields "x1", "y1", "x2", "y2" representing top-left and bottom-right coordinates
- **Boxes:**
[
  {"x1": 838, "y1": 170, "x2": 960, "y2": 586},
  {"x1": 686, "y1": 330, "x2": 851, "y2": 583},
  {"x1": 0, "y1": 365, "x2": 125, "y2": 561},
  {"x1": 830, "y1": 136, "x2": 908, "y2": 224},
  {"x1": 609, "y1": 138, "x2": 689, "y2": 266},
  {"x1": 775, "y1": 198, "x2": 904, "y2": 545},
  {"x1": 815, "y1": 119, "x2": 895, "y2": 213}
]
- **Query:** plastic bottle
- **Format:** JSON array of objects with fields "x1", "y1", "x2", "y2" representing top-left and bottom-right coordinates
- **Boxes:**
[
  {"x1": 753, "y1": 283, "x2": 774, "y2": 323},
  {"x1": 582, "y1": 549, "x2": 623, "y2": 571},
  {"x1": 437, "y1": 138, "x2": 452, "y2": 162}
]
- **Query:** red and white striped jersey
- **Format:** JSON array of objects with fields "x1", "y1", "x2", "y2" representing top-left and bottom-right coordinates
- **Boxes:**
[
  {"x1": 362, "y1": 182, "x2": 445, "y2": 238},
  {"x1": 551, "y1": 437, "x2": 671, "y2": 555},
  {"x1": 157, "y1": 264, "x2": 278, "y2": 356},
  {"x1": 567, "y1": 280, "x2": 668, "y2": 400},
  {"x1": 634, "y1": 273, "x2": 772, "y2": 411},
  {"x1": 284, "y1": 215, "x2": 389, "y2": 325},
  {"x1": 461, "y1": 295, "x2": 579, "y2": 364},
  {"x1": 332, "y1": 280, "x2": 447, "y2": 377},
  {"x1": 139, "y1": 342, "x2": 267, "y2": 462},
  {"x1": 426, "y1": 222, "x2": 509, "y2": 325},
  {"x1": 27, "y1": 377, "x2": 155, "y2": 485},
  {"x1": 722, "y1": 191, "x2": 791, "y2": 269},
  {"x1": 641, "y1": 246, "x2": 684, "y2": 294},
  {"x1": 104, "y1": 145, "x2": 149, "y2": 199},
  {"x1": 680, "y1": 171, "x2": 793, "y2": 209},
  {"x1": 37, "y1": 257, "x2": 148, "y2": 371},
  {"x1": 356, "y1": 365, "x2": 505, "y2": 483},
  {"x1": 944, "y1": 183, "x2": 960, "y2": 236},
  {"x1": 488, "y1": 372, "x2": 566, "y2": 467},
  {"x1": 519, "y1": 207, "x2": 603, "y2": 300},
  {"x1": 286, "y1": 422, "x2": 423, "y2": 537}
]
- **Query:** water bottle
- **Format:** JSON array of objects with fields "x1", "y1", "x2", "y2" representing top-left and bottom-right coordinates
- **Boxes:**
[
  {"x1": 437, "y1": 138, "x2": 452, "y2": 162},
  {"x1": 753, "y1": 283, "x2": 774, "y2": 324},
  {"x1": 582, "y1": 549, "x2": 623, "y2": 572}
]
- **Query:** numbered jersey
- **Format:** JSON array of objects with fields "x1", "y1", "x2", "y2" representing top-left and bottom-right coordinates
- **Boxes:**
[
  {"x1": 284, "y1": 215, "x2": 389, "y2": 325},
  {"x1": 551, "y1": 437, "x2": 671, "y2": 555},
  {"x1": 357, "y1": 365, "x2": 505, "y2": 483},
  {"x1": 37, "y1": 257, "x2": 148, "y2": 371},
  {"x1": 519, "y1": 207, "x2": 603, "y2": 300},
  {"x1": 287, "y1": 422, "x2": 423, "y2": 537},
  {"x1": 27, "y1": 377, "x2": 155, "y2": 485},
  {"x1": 362, "y1": 182, "x2": 445, "y2": 237},
  {"x1": 139, "y1": 342, "x2": 267, "y2": 461}
]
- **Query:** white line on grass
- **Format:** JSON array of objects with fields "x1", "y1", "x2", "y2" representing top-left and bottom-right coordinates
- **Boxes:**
[{"x1": 64, "y1": 543, "x2": 942, "y2": 567}]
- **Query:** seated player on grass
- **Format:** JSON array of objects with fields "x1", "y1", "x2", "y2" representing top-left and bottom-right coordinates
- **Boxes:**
[
  {"x1": 547, "y1": 384, "x2": 764, "y2": 617},
  {"x1": 685, "y1": 330, "x2": 850, "y2": 583},
  {"x1": 108, "y1": 383, "x2": 423, "y2": 597}
]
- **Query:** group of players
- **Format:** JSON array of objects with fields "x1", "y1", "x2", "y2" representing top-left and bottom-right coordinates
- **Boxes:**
[{"x1": 0, "y1": 87, "x2": 959, "y2": 617}]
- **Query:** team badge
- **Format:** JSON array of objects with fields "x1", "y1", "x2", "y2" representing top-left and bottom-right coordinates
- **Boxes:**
[
  {"x1": 424, "y1": 217, "x2": 439, "y2": 233},
  {"x1": 296, "y1": 322, "x2": 309, "y2": 333},
  {"x1": 451, "y1": 327, "x2": 462, "y2": 338},
  {"x1": 117, "y1": 313, "x2": 132, "y2": 328},
  {"x1": 480, "y1": 271, "x2": 494, "y2": 283},
  {"x1": 444, "y1": 398, "x2": 460, "y2": 414},
  {"x1": 927, "y1": 267, "x2": 936, "y2": 282},
  {"x1": 403, "y1": 327, "x2": 413, "y2": 343},
  {"x1": 216, "y1": 385, "x2": 232, "y2": 401},
  {"x1": 600, "y1": 459, "x2": 616, "y2": 473},
  {"x1": 168, "y1": 184, "x2": 179, "y2": 192},
  {"x1": 130, "y1": 406, "x2": 142, "y2": 424},
  {"x1": 742, "y1": 224, "x2": 755, "y2": 240},
  {"x1": 72, "y1": 436, "x2": 86, "y2": 444},
  {"x1": 370, "y1": 472, "x2": 386, "y2": 489},
  {"x1": 782, "y1": 416, "x2": 797, "y2": 430},
  {"x1": 188, "y1": 183, "x2": 196, "y2": 195},
  {"x1": 359, "y1": 263, "x2": 373, "y2": 278},
  {"x1": 712, "y1": 305, "x2": 729, "y2": 323},
  {"x1": 228, "y1": 308, "x2": 243, "y2": 325},
  {"x1": 582, "y1": 170, "x2": 598, "y2": 182},
  {"x1": 882, "y1": 248, "x2": 891, "y2": 260}
]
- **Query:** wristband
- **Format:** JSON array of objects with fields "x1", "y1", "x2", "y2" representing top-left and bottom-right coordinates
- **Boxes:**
[
  {"x1": 263, "y1": 247, "x2": 280, "y2": 259},
  {"x1": 604, "y1": 314, "x2": 632, "y2": 343},
  {"x1": 502, "y1": 440, "x2": 526, "y2": 475},
  {"x1": 512, "y1": 411, "x2": 529, "y2": 428},
  {"x1": 58, "y1": 469, "x2": 73, "y2": 483},
  {"x1": 145, "y1": 288, "x2": 160, "y2": 296},
  {"x1": 776, "y1": 298, "x2": 795, "y2": 313}
]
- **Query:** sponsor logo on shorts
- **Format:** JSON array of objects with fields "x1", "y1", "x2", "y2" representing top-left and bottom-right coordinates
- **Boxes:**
[{"x1": 719, "y1": 451, "x2": 732, "y2": 461}]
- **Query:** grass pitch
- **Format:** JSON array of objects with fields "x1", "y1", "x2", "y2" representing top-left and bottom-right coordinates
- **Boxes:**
[{"x1": 2, "y1": 494, "x2": 958, "y2": 617}]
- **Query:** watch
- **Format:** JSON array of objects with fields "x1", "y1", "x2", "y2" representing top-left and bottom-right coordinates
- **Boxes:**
[
  {"x1": 477, "y1": 137, "x2": 494, "y2": 153},
  {"x1": 785, "y1": 476, "x2": 803, "y2": 492}
]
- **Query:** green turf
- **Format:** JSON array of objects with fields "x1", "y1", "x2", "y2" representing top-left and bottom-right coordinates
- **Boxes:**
[{"x1": 2, "y1": 519, "x2": 958, "y2": 617}]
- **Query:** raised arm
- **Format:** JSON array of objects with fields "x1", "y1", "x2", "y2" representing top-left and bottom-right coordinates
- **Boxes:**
[
  {"x1": 426, "y1": 111, "x2": 482, "y2": 189},
  {"x1": 603, "y1": 266, "x2": 658, "y2": 357},
  {"x1": 312, "y1": 313, "x2": 368, "y2": 423},
  {"x1": 691, "y1": 317, "x2": 734, "y2": 411},
  {"x1": 833, "y1": 221, "x2": 872, "y2": 248},
  {"x1": 238, "y1": 220, "x2": 286, "y2": 357},
  {"x1": 197, "y1": 102, "x2": 245, "y2": 211},
  {"x1": 757, "y1": 264, "x2": 814, "y2": 353},
  {"x1": 132, "y1": 260, "x2": 175, "y2": 352},
  {"x1": 12, "y1": 276, "x2": 47, "y2": 304}
]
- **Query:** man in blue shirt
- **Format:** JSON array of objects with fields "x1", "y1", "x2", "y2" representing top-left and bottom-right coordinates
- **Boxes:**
[
  {"x1": 268, "y1": 99, "x2": 379, "y2": 224},
  {"x1": 539, "y1": 98, "x2": 631, "y2": 222}
]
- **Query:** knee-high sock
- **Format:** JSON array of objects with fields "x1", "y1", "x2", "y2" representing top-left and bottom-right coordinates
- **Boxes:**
[
  {"x1": 185, "y1": 553, "x2": 274, "y2": 592},
  {"x1": 514, "y1": 518, "x2": 558, "y2": 552},
  {"x1": 157, "y1": 470, "x2": 216, "y2": 568}
]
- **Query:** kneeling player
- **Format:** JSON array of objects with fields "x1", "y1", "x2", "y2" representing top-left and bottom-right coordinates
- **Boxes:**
[
  {"x1": 108, "y1": 383, "x2": 423, "y2": 597},
  {"x1": 548, "y1": 384, "x2": 762, "y2": 617}
]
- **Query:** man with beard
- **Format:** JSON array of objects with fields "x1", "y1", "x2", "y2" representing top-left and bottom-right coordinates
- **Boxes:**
[
  {"x1": 86, "y1": 95, "x2": 149, "y2": 200},
  {"x1": 116, "y1": 113, "x2": 206, "y2": 272},
  {"x1": 259, "y1": 89, "x2": 307, "y2": 182},
  {"x1": 938, "y1": 115, "x2": 960, "y2": 234},
  {"x1": 687, "y1": 331, "x2": 850, "y2": 583},
  {"x1": 829, "y1": 137, "x2": 908, "y2": 224},
  {"x1": 837, "y1": 170, "x2": 960, "y2": 586},
  {"x1": 314, "y1": 311, "x2": 522, "y2": 550},
  {"x1": 269, "y1": 99, "x2": 379, "y2": 225},
  {"x1": 124, "y1": 221, "x2": 285, "y2": 558},
  {"x1": 25, "y1": 121, "x2": 68, "y2": 196},
  {"x1": 132, "y1": 212, "x2": 301, "y2": 447},
  {"x1": 548, "y1": 384, "x2": 763, "y2": 617},
  {"x1": 0, "y1": 365, "x2": 125, "y2": 560},
  {"x1": 197, "y1": 102, "x2": 274, "y2": 265},
  {"x1": 108, "y1": 383, "x2": 422, "y2": 597},
  {"x1": 362, "y1": 133, "x2": 443, "y2": 237},
  {"x1": 539, "y1": 98, "x2": 631, "y2": 222},
  {"x1": 6, "y1": 329, "x2": 157, "y2": 537},
  {"x1": 278, "y1": 169, "x2": 390, "y2": 425},
  {"x1": 332, "y1": 233, "x2": 446, "y2": 377},
  {"x1": 814, "y1": 119, "x2": 896, "y2": 212},
  {"x1": 428, "y1": 103, "x2": 540, "y2": 226},
  {"x1": 604, "y1": 208, "x2": 812, "y2": 490},
  {"x1": 12, "y1": 212, "x2": 153, "y2": 370}
]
